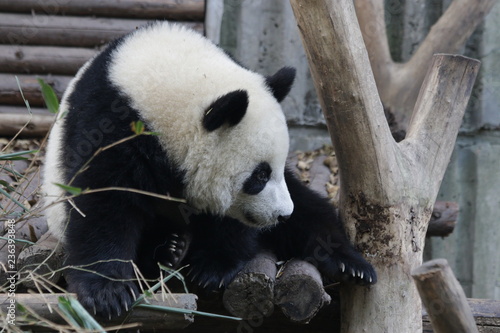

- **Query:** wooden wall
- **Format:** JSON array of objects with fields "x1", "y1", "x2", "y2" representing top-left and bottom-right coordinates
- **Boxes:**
[{"x1": 0, "y1": 0, "x2": 205, "y2": 136}]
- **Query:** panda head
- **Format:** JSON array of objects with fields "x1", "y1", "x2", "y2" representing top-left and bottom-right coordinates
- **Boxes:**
[
  {"x1": 108, "y1": 23, "x2": 296, "y2": 228},
  {"x1": 188, "y1": 67, "x2": 297, "y2": 228}
]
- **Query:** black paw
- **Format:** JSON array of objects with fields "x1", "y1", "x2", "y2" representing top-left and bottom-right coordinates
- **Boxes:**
[
  {"x1": 321, "y1": 252, "x2": 377, "y2": 286},
  {"x1": 187, "y1": 260, "x2": 243, "y2": 291},
  {"x1": 162, "y1": 232, "x2": 192, "y2": 269},
  {"x1": 67, "y1": 273, "x2": 139, "y2": 319}
]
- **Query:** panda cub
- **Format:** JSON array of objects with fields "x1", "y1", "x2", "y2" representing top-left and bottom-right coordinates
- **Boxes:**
[{"x1": 43, "y1": 22, "x2": 376, "y2": 318}]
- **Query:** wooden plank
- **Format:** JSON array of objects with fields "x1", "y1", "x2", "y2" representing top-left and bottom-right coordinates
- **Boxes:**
[
  {"x1": 423, "y1": 299, "x2": 500, "y2": 332},
  {"x1": 0, "y1": 108, "x2": 55, "y2": 137},
  {"x1": 0, "y1": 45, "x2": 96, "y2": 75},
  {"x1": 0, "y1": 73, "x2": 71, "y2": 106},
  {"x1": 0, "y1": 0, "x2": 205, "y2": 21},
  {"x1": 0, "y1": 13, "x2": 204, "y2": 47},
  {"x1": 0, "y1": 293, "x2": 196, "y2": 330}
]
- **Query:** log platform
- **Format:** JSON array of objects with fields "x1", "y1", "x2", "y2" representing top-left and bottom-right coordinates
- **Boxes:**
[{"x1": 0, "y1": 0, "x2": 205, "y2": 137}]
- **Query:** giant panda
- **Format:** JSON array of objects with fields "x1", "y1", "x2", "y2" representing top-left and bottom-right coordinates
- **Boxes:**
[{"x1": 43, "y1": 22, "x2": 376, "y2": 318}]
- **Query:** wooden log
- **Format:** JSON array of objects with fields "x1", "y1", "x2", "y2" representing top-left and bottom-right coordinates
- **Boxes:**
[
  {"x1": 0, "y1": 0, "x2": 205, "y2": 21},
  {"x1": 0, "y1": 239, "x2": 27, "y2": 286},
  {"x1": 0, "y1": 292, "x2": 196, "y2": 330},
  {"x1": 222, "y1": 252, "x2": 277, "y2": 320},
  {"x1": 0, "y1": 214, "x2": 48, "y2": 283},
  {"x1": 0, "y1": 109, "x2": 55, "y2": 137},
  {"x1": 274, "y1": 259, "x2": 331, "y2": 324},
  {"x1": 17, "y1": 232, "x2": 65, "y2": 289},
  {"x1": 0, "y1": 13, "x2": 203, "y2": 47},
  {"x1": 427, "y1": 201, "x2": 458, "y2": 238},
  {"x1": 412, "y1": 258, "x2": 479, "y2": 333},
  {"x1": 0, "y1": 45, "x2": 96, "y2": 75},
  {"x1": 0, "y1": 73, "x2": 71, "y2": 107}
]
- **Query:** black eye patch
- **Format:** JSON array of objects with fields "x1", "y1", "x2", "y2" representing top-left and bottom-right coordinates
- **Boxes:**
[{"x1": 243, "y1": 162, "x2": 272, "y2": 195}]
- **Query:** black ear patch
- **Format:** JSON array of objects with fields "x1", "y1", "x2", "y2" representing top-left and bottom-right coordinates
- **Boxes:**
[
  {"x1": 266, "y1": 67, "x2": 296, "y2": 102},
  {"x1": 203, "y1": 90, "x2": 249, "y2": 132}
]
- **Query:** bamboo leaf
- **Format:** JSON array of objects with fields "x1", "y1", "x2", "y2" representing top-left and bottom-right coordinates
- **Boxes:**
[
  {"x1": 57, "y1": 296, "x2": 105, "y2": 332},
  {"x1": 0, "y1": 180, "x2": 15, "y2": 191},
  {"x1": 0, "y1": 236, "x2": 35, "y2": 245},
  {"x1": 38, "y1": 78, "x2": 60, "y2": 114},
  {"x1": 54, "y1": 183, "x2": 82, "y2": 196},
  {"x1": 16, "y1": 76, "x2": 31, "y2": 113},
  {"x1": 0, "y1": 187, "x2": 29, "y2": 211},
  {"x1": 0, "y1": 150, "x2": 38, "y2": 161},
  {"x1": 131, "y1": 120, "x2": 145, "y2": 135}
]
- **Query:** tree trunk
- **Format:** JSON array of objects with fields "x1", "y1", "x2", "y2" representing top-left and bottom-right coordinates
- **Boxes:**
[
  {"x1": 354, "y1": 0, "x2": 495, "y2": 132},
  {"x1": 289, "y1": 0, "x2": 480, "y2": 332}
]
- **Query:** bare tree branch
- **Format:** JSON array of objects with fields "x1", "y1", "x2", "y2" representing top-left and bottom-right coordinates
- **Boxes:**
[{"x1": 355, "y1": 0, "x2": 495, "y2": 131}]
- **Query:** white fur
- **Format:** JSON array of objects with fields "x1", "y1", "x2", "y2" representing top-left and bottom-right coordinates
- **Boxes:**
[
  {"x1": 109, "y1": 23, "x2": 293, "y2": 226},
  {"x1": 43, "y1": 59, "x2": 95, "y2": 240}
]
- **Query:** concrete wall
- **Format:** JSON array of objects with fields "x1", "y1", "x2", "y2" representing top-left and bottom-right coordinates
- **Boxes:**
[
  {"x1": 218, "y1": 0, "x2": 500, "y2": 299},
  {"x1": 219, "y1": 0, "x2": 331, "y2": 151}
]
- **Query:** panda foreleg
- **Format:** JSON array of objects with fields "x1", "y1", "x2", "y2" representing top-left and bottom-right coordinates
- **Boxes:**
[
  {"x1": 63, "y1": 192, "x2": 145, "y2": 319},
  {"x1": 184, "y1": 216, "x2": 260, "y2": 291},
  {"x1": 262, "y1": 169, "x2": 377, "y2": 285}
]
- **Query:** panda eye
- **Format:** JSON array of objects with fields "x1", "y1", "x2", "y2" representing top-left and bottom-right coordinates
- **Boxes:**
[
  {"x1": 256, "y1": 169, "x2": 270, "y2": 182},
  {"x1": 242, "y1": 162, "x2": 272, "y2": 195}
]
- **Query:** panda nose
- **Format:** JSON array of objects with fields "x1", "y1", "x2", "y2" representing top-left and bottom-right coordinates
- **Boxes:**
[{"x1": 278, "y1": 215, "x2": 291, "y2": 223}]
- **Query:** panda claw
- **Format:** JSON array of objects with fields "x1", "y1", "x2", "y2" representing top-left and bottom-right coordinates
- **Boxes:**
[
  {"x1": 202, "y1": 280, "x2": 209, "y2": 289},
  {"x1": 166, "y1": 262, "x2": 173, "y2": 267},
  {"x1": 129, "y1": 286, "x2": 137, "y2": 301},
  {"x1": 369, "y1": 276, "x2": 373, "y2": 283},
  {"x1": 219, "y1": 279, "x2": 225, "y2": 289},
  {"x1": 340, "y1": 262, "x2": 345, "y2": 273},
  {"x1": 93, "y1": 305, "x2": 97, "y2": 316},
  {"x1": 351, "y1": 268, "x2": 355, "y2": 277},
  {"x1": 172, "y1": 233, "x2": 179, "y2": 238},
  {"x1": 124, "y1": 301, "x2": 129, "y2": 312},
  {"x1": 360, "y1": 271, "x2": 364, "y2": 280}
]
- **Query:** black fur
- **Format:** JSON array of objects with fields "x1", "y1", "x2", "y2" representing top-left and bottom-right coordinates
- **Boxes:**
[
  {"x1": 202, "y1": 90, "x2": 249, "y2": 131},
  {"x1": 266, "y1": 67, "x2": 296, "y2": 102},
  {"x1": 54, "y1": 29, "x2": 375, "y2": 320},
  {"x1": 242, "y1": 162, "x2": 271, "y2": 195},
  {"x1": 262, "y1": 170, "x2": 376, "y2": 285}
]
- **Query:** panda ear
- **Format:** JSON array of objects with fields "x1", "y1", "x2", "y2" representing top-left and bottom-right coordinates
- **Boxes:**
[
  {"x1": 266, "y1": 67, "x2": 296, "y2": 102},
  {"x1": 203, "y1": 90, "x2": 249, "y2": 132}
]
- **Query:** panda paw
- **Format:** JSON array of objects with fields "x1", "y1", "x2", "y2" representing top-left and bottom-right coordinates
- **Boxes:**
[
  {"x1": 67, "y1": 273, "x2": 139, "y2": 319},
  {"x1": 162, "y1": 232, "x2": 191, "y2": 269},
  {"x1": 187, "y1": 260, "x2": 243, "y2": 291},
  {"x1": 322, "y1": 252, "x2": 377, "y2": 286}
]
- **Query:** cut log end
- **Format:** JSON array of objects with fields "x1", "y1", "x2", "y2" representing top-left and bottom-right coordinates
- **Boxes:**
[
  {"x1": 222, "y1": 252, "x2": 277, "y2": 319},
  {"x1": 223, "y1": 271, "x2": 275, "y2": 319},
  {"x1": 274, "y1": 260, "x2": 331, "y2": 324}
]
